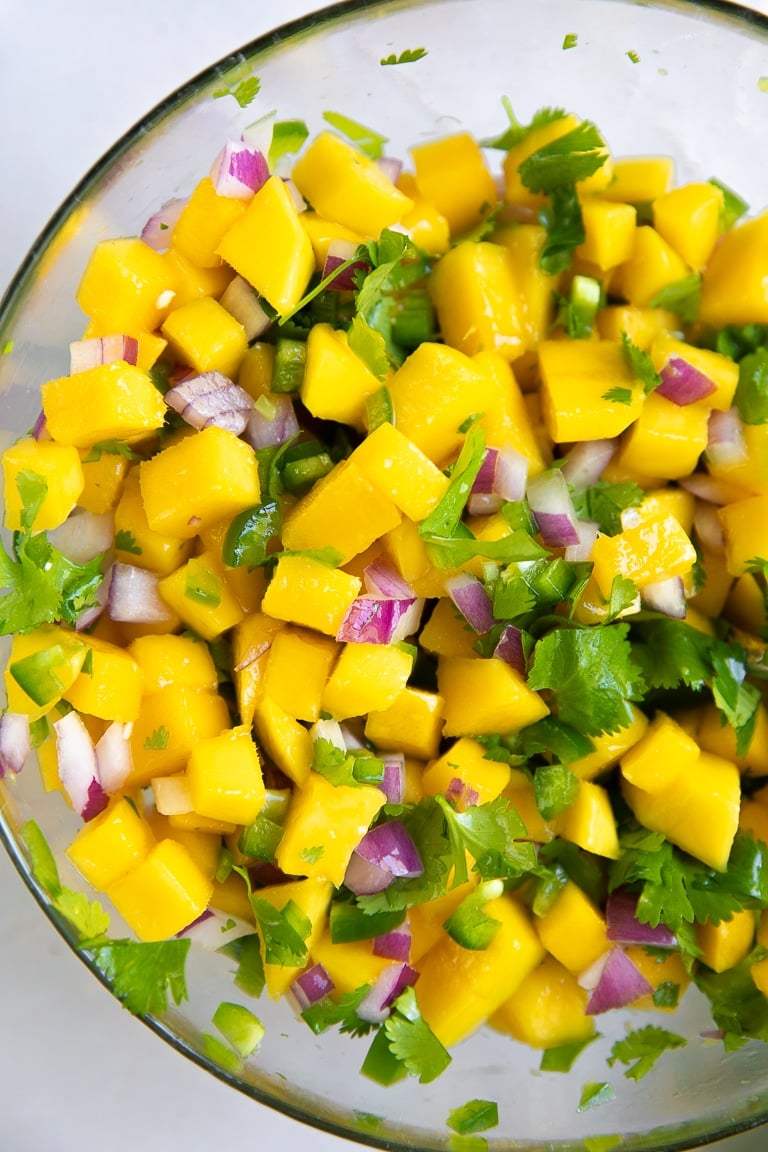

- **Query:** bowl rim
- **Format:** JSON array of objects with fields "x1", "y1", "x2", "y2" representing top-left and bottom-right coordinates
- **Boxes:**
[{"x1": 2, "y1": 0, "x2": 768, "y2": 1149}]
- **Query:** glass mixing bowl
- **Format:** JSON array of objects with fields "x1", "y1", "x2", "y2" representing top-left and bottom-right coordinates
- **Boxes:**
[{"x1": 1, "y1": 0, "x2": 768, "y2": 1148}]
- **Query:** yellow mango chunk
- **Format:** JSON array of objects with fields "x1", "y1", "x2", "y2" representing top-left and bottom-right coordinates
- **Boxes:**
[
  {"x1": 725, "y1": 573, "x2": 768, "y2": 636},
  {"x1": 107, "y1": 838, "x2": 213, "y2": 941},
  {"x1": 591, "y1": 513, "x2": 697, "y2": 597},
  {"x1": 556, "y1": 781, "x2": 619, "y2": 859},
  {"x1": 596, "y1": 304, "x2": 678, "y2": 348},
  {"x1": 323, "y1": 642, "x2": 413, "y2": 720},
  {"x1": 237, "y1": 342, "x2": 275, "y2": 400},
  {"x1": 616, "y1": 391, "x2": 709, "y2": 481},
  {"x1": 415, "y1": 895, "x2": 545, "y2": 1048},
  {"x1": 127, "y1": 686, "x2": 230, "y2": 788},
  {"x1": 696, "y1": 700, "x2": 768, "y2": 776},
  {"x1": 2, "y1": 439, "x2": 84, "y2": 531},
  {"x1": 158, "y1": 552, "x2": 245, "y2": 641},
  {"x1": 625, "y1": 945, "x2": 691, "y2": 1011},
  {"x1": 66, "y1": 797, "x2": 156, "y2": 891},
  {"x1": 491, "y1": 956, "x2": 594, "y2": 1048},
  {"x1": 262, "y1": 554, "x2": 361, "y2": 637},
  {"x1": 419, "y1": 597, "x2": 478, "y2": 659},
  {"x1": 216, "y1": 176, "x2": 315, "y2": 314},
  {"x1": 187, "y1": 726, "x2": 265, "y2": 826},
  {"x1": 428, "y1": 241, "x2": 529, "y2": 361},
  {"x1": 301, "y1": 323, "x2": 380, "y2": 431},
  {"x1": 707, "y1": 423, "x2": 768, "y2": 499},
  {"x1": 140, "y1": 425, "x2": 260, "y2": 539},
  {"x1": 620, "y1": 711, "x2": 699, "y2": 794},
  {"x1": 161, "y1": 296, "x2": 247, "y2": 379},
  {"x1": 652, "y1": 181, "x2": 724, "y2": 271},
  {"x1": 538, "y1": 340, "x2": 644, "y2": 443},
  {"x1": 396, "y1": 172, "x2": 451, "y2": 256},
  {"x1": 209, "y1": 871, "x2": 256, "y2": 921},
  {"x1": 258, "y1": 878, "x2": 333, "y2": 998},
  {"x1": 422, "y1": 736, "x2": 510, "y2": 804},
  {"x1": 719, "y1": 494, "x2": 768, "y2": 578},
  {"x1": 5, "y1": 626, "x2": 87, "y2": 722},
  {"x1": 146, "y1": 811, "x2": 221, "y2": 881},
  {"x1": 298, "y1": 211, "x2": 368, "y2": 271},
  {"x1": 576, "y1": 199, "x2": 637, "y2": 270},
  {"x1": 253, "y1": 695, "x2": 313, "y2": 787},
  {"x1": 622, "y1": 749, "x2": 740, "y2": 872},
  {"x1": 502, "y1": 114, "x2": 582, "y2": 209},
  {"x1": 63, "y1": 634, "x2": 144, "y2": 723},
  {"x1": 364, "y1": 687, "x2": 445, "y2": 760},
  {"x1": 535, "y1": 882, "x2": 610, "y2": 973},
  {"x1": 411, "y1": 132, "x2": 497, "y2": 236},
  {"x1": 171, "y1": 177, "x2": 246, "y2": 267},
  {"x1": 127, "y1": 633, "x2": 217, "y2": 694},
  {"x1": 281, "y1": 458, "x2": 401, "y2": 564},
  {"x1": 350, "y1": 422, "x2": 449, "y2": 522},
  {"x1": 634, "y1": 487, "x2": 695, "y2": 535},
  {"x1": 113, "y1": 469, "x2": 193, "y2": 575},
  {"x1": 232, "y1": 612, "x2": 284, "y2": 727},
  {"x1": 77, "y1": 446, "x2": 129, "y2": 515},
  {"x1": 700, "y1": 211, "x2": 768, "y2": 327},
  {"x1": 697, "y1": 909, "x2": 755, "y2": 974},
  {"x1": 76, "y1": 238, "x2": 177, "y2": 332},
  {"x1": 276, "y1": 771, "x2": 385, "y2": 886},
  {"x1": 162, "y1": 245, "x2": 234, "y2": 307},
  {"x1": 42, "y1": 361, "x2": 166, "y2": 447},
  {"x1": 291, "y1": 132, "x2": 412, "y2": 238},
  {"x1": 311, "y1": 932, "x2": 390, "y2": 994},
  {"x1": 383, "y1": 517, "x2": 447, "y2": 599},
  {"x1": 568, "y1": 706, "x2": 648, "y2": 781},
  {"x1": 262, "y1": 627, "x2": 339, "y2": 723},
  {"x1": 600, "y1": 156, "x2": 674, "y2": 203},
  {"x1": 438, "y1": 656, "x2": 549, "y2": 737},
  {"x1": 617, "y1": 225, "x2": 691, "y2": 308}
]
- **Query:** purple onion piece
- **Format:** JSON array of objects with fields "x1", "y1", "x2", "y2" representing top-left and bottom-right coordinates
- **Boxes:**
[
  {"x1": 694, "y1": 502, "x2": 724, "y2": 552},
  {"x1": 363, "y1": 560, "x2": 415, "y2": 600},
  {"x1": 54, "y1": 712, "x2": 107, "y2": 822},
  {"x1": 640, "y1": 576, "x2": 686, "y2": 619},
  {"x1": 656, "y1": 355, "x2": 717, "y2": 406},
  {"x1": 243, "y1": 395, "x2": 299, "y2": 450},
  {"x1": 336, "y1": 596, "x2": 418, "y2": 645},
  {"x1": 356, "y1": 963, "x2": 419, "y2": 1024},
  {"x1": 141, "y1": 196, "x2": 188, "y2": 249},
  {"x1": 564, "y1": 518, "x2": 600, "y2": 563},
  {"x1": 376, "y1": 156, "x2": 403, "y2": 184},
  {"x1": 0, "y1": 712, "x2": 31, "y2": 778},
  {"x1": 164, "y1": 371, "x2": 253, "y2": 434},
  {"x1": 468, "y1": 492, "x2": 503, "y2": 517},
  {"x1": 219, "y1": 276, "x2": 272, "y2": 341},
  {"x1": 493, "y1": 447, "x2": 529, "y2": 502},
  {"x1": 707, "y1": 407, "x2": 748, "y2": 469},
  {"x1": 493, "y1": 624, "x2": 526, "y2": 675},
  {"x1": 108, "y1": 563, "x2": 175, "y2": 624},
  {"x1": 380, "y1": 754, "x2": 406, "y2": 804},
  {"x1": 373, "y1": 920, "x2": 412, "y2": 962},
  {"x1": 527, "y1": 470, "x2": 581, "y2": 547},
  {"x1": 585, "y1": 947, "x2": 654, "y2": 1015},
  {"x1": 445, "y1": 776, "x2": 479, "y2": 811},
  {"x1": 291, "y1": 963, "x2": 335, "y2": 1011},
  {"x1": 344, "y1": 851, "x2": 394, "y2": 895},
  {"x1": 70, "y1": 334, "x2": 139, "y2": 375},
  {"x1": 471, "y1": 448, "x2": 499, "y2": 496},
  {"x1": 322, "y1": 240, "x2": 370, "y2": 291},
  {"x1": 32, "y1": 412, "x2": 49, "y2": 441},
  {"x1": 355, "y1": 820, "x2": 423, "y2": 879},
  {"x1": 210, "y1": 140, "x2": 269, "y2": 199},
  {"x1": 95, "y1": 721, "x2": 133, "y2": 794},
  {"x1": 606, "y1": 889, "x2": 677, "y2": 948},
  {"x1": 533, "y1": 510, "x2": 581, "y2": 548},
  {"x1": 560, "y1": 439, "x2": 617, "y2": 491},
  {"x1": 445, "y1": 573, "x2": 495, "y2": 634}
]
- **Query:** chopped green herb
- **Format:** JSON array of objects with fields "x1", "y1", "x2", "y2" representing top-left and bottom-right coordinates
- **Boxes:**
[
  {"x1": 606, "y1": 574, "x2": 639, "y2": 622},
  {"x1": 299, "y1": 845, "x2": 325, "y2": 864},
  {"x1": 627, "y1": 49, "x2": 640, "y2": 63},
  {"x1": 302, "y1": 983, "x2": 375, "y2": 1036},
  {"x1": 380, "y1": 48, "x2": 428, "y2": 65},
  {"x1": 447, "y1": 1098, "x2": 499, "y2": 1135},
  {"x1": 621, "y1": 331, "x2": 662, "y2": 395},
  {"x1": 734, "y1": 348, "x2": 768, "y2": 425},
  {"x1": 268, "y1": 119, "x2": 309, "y2": 168},
  {"x1": 694, "y1": 946, "x2": 768, "y2": 1047},
  {"x1": 649, "y1": 274, "x2": 702, "y2": 325},
  {"x1": 540, "y1": 1033, "x2": 599, "y2": 1072},
  {"x1": 365, "y1": 385, "x2": 394, "y2": 432},
  {"x1": 383, "y1": 986, "x2": 452, "y2": 1083},
  {"x1": 347, "y1": 314, "x2": 391, "y2": 381},
  {"x1": 557, "y1": 274, "x2": 601, "y2": 338},
  {"x1": 82, "y1": 439, "x2": 141, "y2": 463},
  {"x1": 577, "y1": 1081, "x2": 616, "y2": 1112},
  {"x1": 436, "y1": 794, "x2": 537, "y2": 886},
  {"x1": 652, "y1": 980, "x2": 680, "y2": 1008},
  {"x1": 572, "y1": 479, "x2": 644, "y2": 536},
  {"x1": 212, "y1": 69, "x2": 261, "y2": 109},
  {"x1": 322, "y1": 111, "x2": 388, "y2": 160},
  {"x1": 709, "y1": 177, "x2": 749, "y2": 230},
  {"x1": 608, "y1": 1024, "x2": 686, "y2": 1080},
  {"x1": 518, "y1": 121, "x2": 607, "y2": 194},
  {"x1": 562, "y1": 33, "x2": 578, "y2": 50},
  {"x1": 602, "y1": 386, "x2": 633, "y2": 406},
  {"x1": 90, "y1": 937, "x2": 191, "y2": 1017},
  {"x1": 311, "y1": 737, "x2": 385, "y2": 788},
  {"x1": 481, "y1": 101, "x2": 567, "y2": 152},
  {"x1": 538, "y1": 184, "x2": 587, "y2": 274},
  {"x1": 114, "y1": 529, "x2": 142, "y2": 556},
  {"x1": 534, "y1": 764, "x2": 580, "y2": 819},
  {"x1": 248, "y1": 892, "x2": 311, "y2": 967},
  {"x1": 144, "y1": 725, "x2": 170, "y2": 751},
  {"x1": 219, "y1": 933, "x2": 265, "y2": 998}
]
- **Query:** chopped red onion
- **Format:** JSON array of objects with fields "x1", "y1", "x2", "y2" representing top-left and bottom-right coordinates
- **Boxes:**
[
  {"x1": 380, "y1": 753, "x2": 406, "y2": 804},
  {"x1": 210, "y1": 140, "x2": 269, "y2": 200},
  {"x1": 32, "y1": 412, "x2": 49, "y2": 441},
  {"x1": 445, "y1": 776, "x2": 480, "y2": 811},
  {"x1": 219, "y1": 276, "x2": 272, "y2": 341},
  {"x1": 493, "y1": 624, "x2": 526, "y2": 675},
  {"x1": 69, "y1": 334, "x2": 139, "y2": 375},
  {"x1": 564, "y1": 518, "x2": 600, "y2": 563},
  {"x1": 355, "y1": 820, "x2": 424, "y2": 879},
  {"x1": 291, "y1": 963, "x2": 335, "y2": 1011},
  {"x1": 282, "y1": 178, "x2": 307, "y2": 214},
  {"x1": 356, "y1": 962, "x2": 419, "y2": 1024},
  {"x1": 656, "y1": 355, "x2": 717, "y2": 406},
  {"x1": 321, "y1": 240, "x2": 369, "y2": 292},
  {"x1": 493, "y1": 447, "x2": 529, "y2": 502},
  {"x1": 95, "y1": 721, "x2": 133, "y2": 794},
  {"x1": 560, "y1": 439, "x2": 617, "y2": 491},
  {"x1": 344, "y1": 850, "x2": 394, "y2": 895},
  {"x1": 0, "y1": 712, "x2": 31, "y2": 778},
  {"x1": 585, "y1": 946, "x2": 654, "y2": 1014},
  {"x1": 472, "y1": 448, "x2": 499, "y2": 495},
  {"x1": 376, "y1": 156, "x2": 403, "y2": 185},
  {"x1": 445, "y1": 572, "x2": 495, "y2": 634},
  {"x1": 165, "y1": 371, "x2": 254, "y2": 435},
  {"x1": 363, "y1": 560, "x2": 416, "y2": 601},
  {"x1": 141, "y1": 197, "x2": 188, "y2": 249},
  {"x1": 373, "y1": 919, "x2": 411, "y2": 962},
  {"x1": 606, "y1": 889, "x2": 677, "y2": 948},
  {"x1": 108, "y1": 563, "x2": 175, "y2": 624},
  {"x1": 336, "y1": 595, "x2": 423, "y2": 645},
  {"x1": 527, "y1": 470, "x2": 581, "y2": 547},
  {"x1": 641, "y1": 575, "x2": 687, "y2": 619},
  {"x1": 706, "y1": 407, "x2": 748, "y2": 470},
  {"x1": 178, "y1": 908, "x2": 253, "y2": 950},
  {"x1": 243, "y1": 395, "x2": 299, "y2": 449},
  {"x1": 54, "y1": 711, "x2": 107, "y2": 822},
  {"x1": 48, "y1": 509, "x2": 114, "y2": 565},
  {"x1": 679, "y1": 473, "x2": 736, "y2": 505},
  {"x1": 694, "y1": 502, "x2": 725, "y2": 553}
]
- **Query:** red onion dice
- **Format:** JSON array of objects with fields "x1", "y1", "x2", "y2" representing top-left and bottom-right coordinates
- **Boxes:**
[
  {"x1": 140, "y1": 197, "x2": 188, "y2": 250},
  {"x1": 54, "y1": 711, "x2": 108, "y2": 822},
  {"x1": 219, "y1": 276, "x2": 272, "y2": 341},
  {"x1": 291, "y1": 963, "x2": 335, "y2": 1010},
  {"x1": 69, "y1": 334, "x2": 139, "y2": 375},
  {"x1": 493, "y1": 624, "x2": 526, "y2": 676},
  {"x1": 585, "y1": 946, "x2": 654, "y2": 1015},
  {"x1": 445, "y1": 776, "x2": 479, "y2": 811},
  {"x1": 606, "y1": 889, "x2": 677, "y2": 949},
  {"x1": 355, "y1": 820, "x2": 424, "y2": 880},
  {"x1": 373, "y1": 919, "x2": 412, "y2": 962},
  {"x1": 210, "y1": 140, "x2": 269, "y2": 200},
  {"x1": 706, "y1": 407, "x2": 748, "y2": 470},
  {"x1": 95, "y1": 721, "x2": 134, "y2": 794},
  {"x1": 363, "y1": 560, "x2": 416, "y2": 601},
  {"x1": 380, "y1": 753, "x2": 406, "y2": 804},
  {"x1": 493, "y1": 447, "x2": 529, "y2": 503},
  {"x1": 640, "y1": 575, "x2": 687, "y2": 619},
  {"x1": 656, "y1": 355, "x2": 717, "y2": 406},
  {"x1": 445, "y1": 572, "x2": 495, "y2": 634},
  {"x1": 165, "y1": 371, "x2": 254, "y2": 435},
  {"x1": 527, "y1": 470, "x2": 581, "y2": 547},
  {"x1": 108, "y1": 563, "x2": 175, "y2": 624},
  {"x1": 336, "y1": 595, "x2": 423, "y2": 645},
  {"x1": 0, "y1": 712, "x2": 31, "y2": 778},
  {"x1": 563, "y1": 518, "x2": 600, "y2": 563},
  {"x1": 244, "y1": 395, "x2": 300, "y2": 450},
  {"x1": 321, "y1": 239, "x2": 370, "y2": 291},
  {"x1": 356, "y1": 962, "x2": 419, "y2": 1024},
  {"x1": 344, "y1": 851, "x2": 394, "y2": 895},
  {"x1": 48, "y1": 509, "x2": 114, "y2": 566},
  {"x1": 560, "y1": 439, "x2": 617, "y2": 491}
]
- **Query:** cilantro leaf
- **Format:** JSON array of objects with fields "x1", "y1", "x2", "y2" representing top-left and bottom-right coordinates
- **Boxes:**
[
  {"x1": 212, "y1": 69, "x2": 261, "y2": 108},
  {"x1": 577, "y1": 1082, "x2": 615, "y2": 1112},
  {"x1": 572, "y1": 480, "x2": 644, "y2": 536},
  {"x1": 219, "y1": 934, "x2": 266, "y2": 998},
  {"x1": 114, "y1": 529, "x2": 142, "y2": 556},
  {"x1": 90, "y1": 938, "x2": 191, "y2": 1017},
  {"x1": 268, "y1": 119, "x2": 309, "y2": 168},
  {"x1": 606, "y1": 574, "x2": 639, "y2": 622},
  {"x1": 608, "y1": 1025, "x2": 686, "y2": 1081},
  {"x1": 435, "y1": 795, "x2": 537, "y2": 885},
  {"x1": 21, "y1": 820, "x2": 111, "y2": 940},
  {"x1": 82, "y1": 439, "x2": 141, "y2": 463},
  {"x1": 354, "y1": 230, "x2": 430, "y2": 364},
  {"x1": 621, "y1": 331, "x2": 662, "y2": 394},
  {"x1": 694, "y1": 946, "x2": 768, "y2": 1047},
  {"x1": 144, "y1": 725, "x2": 170, "y2": 751},
  {"x1": 347, "y1": 314, "x2": 391, "y2": 381},
  {"x1": 518, "y1": 122, "x2": 607, "y2": 193},
  {"x1": 652, "y1": 981, "x2": 680, "y2": 1008},
  {"x1": 537, "y1": 184, "x2": 587, "y2": 274},
  {"x1": 322, "y1": 111, "x2": 388, "y2": 160},
  {"x1": 734, "y1": 347, "x2": 768, "y2": 425},
  {"x1": 356, "y1": 798, "x2": 453, "y2": 915},
  {"x1": 481, "y1": 101, "x2": 567, "y2": 152},
  {"x1": 250, "y1": 895, "x2": 311, "y2": 967},
  {"x1": 380, "y1": 48, "x2": 428, "y2": 65},
  {"x1": 709, "y1": 177, "x2": 749, "y2": 230},
  {"x1": 447, "y1": 1099, "x2": 499, "y2": 1135},
  {"x1": 528, "y1": 624, "x2": 645, "y2": 736},
  {"x1": 419, "y1": 425, "x2": 485, "y2": 542},
  {"x1": 311, "y1": 738, "x2": 385, "y2": 788},
  {"x1": 534, "y1": 764, "x2": 579, "y2": 819},
  {"x1": 384, "y1": 986, "x2": 451, "y2": 1083},
  {"x1": 302, "y1": 983, "x2": 376, "y2": 1038},
  {"x1": 649, "y1": 274, "x2": 702, "y2": 325},
  {"x1": 601, "y1": 387, "x2": 633, "y2": 406}
]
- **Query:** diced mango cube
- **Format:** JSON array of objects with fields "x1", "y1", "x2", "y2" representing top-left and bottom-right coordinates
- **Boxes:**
[
  {"x1": 576, "y1": 199, "x2": 637, "y2": 270},
  {"x1": 697, "y1": 909, "x2": 755, "y2": 974},
  {"x1": 491, "y1": 956, "x2": 594, "y2": 1048},
  {"x1": 323, "y1": 642, "x2": 413, "y2": 720},
  {"x1": 301, "y1": 323, "x2": 380, "y2": 431},
  {"x1": 2, "y1": 438, "x2": 83, "y2": 531},
  {"x1": 62, "y1": 634, "x2": 143, "y2": 723},
  {"x1": 257, "y1": 877, "x2": 333, "y2": 998},
  {"x1": 364, "y1": 687, "x2": 445, "y2": 760},
  {"x1": 700, "y1": 211, "x2": 768, "y2": 327},
  {"x1": 624, "y1": 945, "x2": 691, "y2": 1011},
  {"x1": 262, "y1": 627, "x2": 339, "y2": 723},
  {"x1": 232, "y1": 612, "x2": 284, "y2": 727},
  {"x1": 107, "y1": 838, "x2": 213, "y2": 941},
  {"x1": 422, "y1": 736, "x2": 510, "y2": 803},
  {"x1": 616, "y1": 392, "x2": 709, "y2": 481},
  {"x1": 568, "y1": 706, "x2": 649, "y2": 780},
  {"x1": 350, "y1": 422, "x2": 449, "y2": 522},
  {"x1": 428, "y1": 241, "x2": 529, "y2": 361},
  {"x1": 556, "y1": 781, "x2": 619, "y2": 859},
  {"x1": 127, "y1": 686, "x2": 230, "y2": 788},
  {"x1": 616, "y1": 225, "x2": 690, "y2": 308},
  {"x1": 145, "y1": 811, "x2": 221, "y2": 881},
  {"x1": 253, "y1": 695, "x2": 313, "y2": 787},
  {"x1": 76, "y1": 238, "x2": 177, "y2": 332},
  {"x1": 719, "y1": 494, "x2": 768, "y2": 577},
  {"x1": 538, "y1": 340, "x2": 644, "y2": 443},
  {"x1": 411, "y1": 132, "x2": 497, "y2": 236},
  {"x1": 171, "y1": 177, "x2": 246, "y2": 267},
  {"x1": 310, "y1": 932, "x2": 390, "y2": 994},
  {"x1": 600, "y1": 156, "x2": 674, "y2": 203},
  {"x1": 396, "y1": 172, "x2": 451, "y2": 255},
  {"x1": 127, "y1": 633, "x2": 217, "y2": 694},
  {"x1": 187, "y1": 726, "x2": 265, "y2": 826},
  {"x1": 494, "y1": 225, "x2": 561, "y2": 353},
  {"x1": 596, "y1": 304, "x2": 678, "y2": 348},
  {"x1": 41, "y1": 362, "x2": 166, "y2": 447},
  {"x1": 237, "y1": 342, "x2": 276, "y2": 399},
  {"x1": 261, "y1": 555, "x2": 361, "y2": 637},
  {"x1": 535, "y1": 882, "x2": 609, "y2": 973},
  {"x1": 158, "y1": 552, "x2": 245, "y2": 641},
  {"x1": 5, "y1": 626, "x2": 87, "y2": 721},
  {"x1": 66, "y1": 797, "x2": 156, "y2": 891},
  {"x1": 419, "y1": 597, "x2": 478, "y2": 659},
  {"x1": 161, "y1": 296, "x2": 247, "y2": 379},
  {"x1": 620, "y1": 712, "x2": 700, "y2": 794},
  {"x1": 77, "y1": 446, "x2": 129, "y2": 515},
  {"x1": 652, "y1": 181, "x2": 724, "y2": 271},
  {"x1": 114, "y1": 468, "x2": 193, "y2": 575},
  {"x1": 591, "y1": 513, "x2": 697, "y2": 597},
  {"x1": 438, "y1": 656, "x2": 549, "y2": 736},
  {"x1": 696, "y1": 700, "x2": 768, "y2": 776},
  {"x1": 298, "y1": 211, "x2": 368, "y2": 271},
  {"x1": 162, "y1": 245, "x2": 234, "y2": 306}
]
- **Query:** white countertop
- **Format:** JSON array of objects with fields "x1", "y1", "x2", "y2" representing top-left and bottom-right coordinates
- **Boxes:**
[{"x1": 1, "y1": 2, "x2": 767, "y2": 1150}]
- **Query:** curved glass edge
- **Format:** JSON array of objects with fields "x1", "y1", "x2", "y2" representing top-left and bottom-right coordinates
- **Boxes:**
[{"x1": 2, "y1": 0, "x2": 768, "y2": 1148}]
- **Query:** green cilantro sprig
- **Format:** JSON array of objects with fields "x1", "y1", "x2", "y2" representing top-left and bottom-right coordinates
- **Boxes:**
[
  {"x1": 380, "y1": 48, "x2": 428, "y2": 65},
  {"x1": 383, "y1": 986, "x2": 452, "y2": 1083},
  {"x1": 608, "y1": 1025, "x2": 686, "y2": 1081}
]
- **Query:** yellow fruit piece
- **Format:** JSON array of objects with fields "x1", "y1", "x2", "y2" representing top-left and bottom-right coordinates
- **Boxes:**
[
  {"x1": 168, "y1": 810, "x2": 236, "y2": 836},
  {"x1": 107, "y1": 838, "x2": 213, "y2": 941},
  {"x1": 298, "y1": 211, "x2": 368, "y2": 271},
  {"x1": 504, "y1": 776, "x2": 554, "y2": 843},
  {"x1": 696, "y1": 700, "x2": 768, "y2": 776},
  {"x1": 535, "y1": 882, "x2": 610, "y2": 973},
  {"x1": 364, "y1": 687, "x2": 445, "y2": 760},
  {"x1": 41, "y1": 361, "x2": 166, "y2": 448},
  {"x1": 187, "y1": 725, "x2": 265, "y2": 826},
  {"x1": 419, "y1": 597, "x2": 478, "y2": 659},
  {"x1": 616, "y1": 225, "x2": 691, "y2": 308},
  {"x1": 538, "y1": 340, "x2": 644, "y2": 443},
  {"x1": 78, "y1": 446, "x2": 129, "y2": 515},
  {"x1": 198, "y1": 517, "x2": 269, "y2": 616},
  {"x1": 209, "y1": 871, "x2": 255, "y2": 921},
  {"x1": 601, "y1": 156, "x2": 674, "y2": 203},
  {"x1": 707, "y1": 423, "x2": 768, "y2": 499},
  {"x1": 237, "y1": 342, "x2": 276, "y2": 399},
  {"x1": 216, "y1": 176, "x2": 315, "y2": 314},
  {"x1": 620, "y1": 711, "x2": 700, "y2": 794},
  {"x1": 257, "y1": 877, "x2": 333, "y2": 998},
  {"x1": 697, "y1": 910, "x2": 755, "y2": 973},
  {"x1": 622, "y1": 749, "x2": 740, "y2": 872},
  {"x1": 491, "y1": 956, "x2": 594, "y2": 1048},
  {"x1": 415, "y1": 895, "x2": 545, "y2": 1048},
  {"x1": 494, "y1": 225, "x2": 562, "y2": 353},
  {"x1": 76, "y1": 238, "x2": 177, "y2": 332},
  {"x1": 127, "y1": 686, "x2": 230, "y2": 788},
  {"x1": 596, "y1": 304, "x2": 677, "y2": 348},
  {"x1": 113, "y1": 469, "x2": 193, "y2": 575},
  {"x1": 649, "y1": 334, "x2": 738, "y2": 413},
  {"x1": 311, "y1": 931, "x2": 390, "y2": 995},
  {"x1": 63, "y1": 634, "x2": 143, "y2": 723},
  {"x1": 568, "y1": 707, "x2": 649, "y2": 782},
  {"x1": 5, "y1": 626, "x2": 87, "y2": 722},
  {"x1": 633, "y1": 486, "x2": 695, "y2": 535},
  {"x1": 140, "y1": 425, "x2": 260, "y2": 539},
  {"x1": 127, "y1": 632, "x2": 218, "y2": 694},
  {"x1": 411, "y1": 132, "x2": 497, "y2": 236},
  {"x1": 323, "y1": 642, "x2": 413, "y2": 720},
  {"x1": 282, "y1": 457, "x2": 400, "y2": 564},
  {"x1": 2, "y1": 439, "x2": 84, "y2": 531},
  {"x1": 422, "y1": 736, "x2": 511, "y2": 804},
  {"x1": 616, "y1": 392, "x2": 709, "y2": 481},
  {"x1": 162, "y1": 245, "x2": 233, "y2": 308},
  {"x1": 725, "y1": 573, "x2": 768, "y2": 636},
  {"x1": 591, "y1": 513, "x2": 697, "y2": 597},
  {"x1": 690, "y1": 545, "x2": 733, "y2": 620},
  {"x1": 171, "y1": 177, "x2": 246, "y2": 268},
  {"x1": 161, "y1": 296, "x2": 247, "y2": 379},
  {"x1": 262, "y1": 627, "x2": 339, "y2": 723},
  {"x1": 66, "y1": 797, "x2": 156, "y2": 891},
  {"x1": 752, "y1": 912, "x2": 768, "y2": 994},
  {"x1": 292, "y1": 132, "x2": 412, "y2": 238},
  {"x1": 383, "y1": 518, "x2": 447, "y2": 599},
  {"x1": 625, "y1": 946, "x2": 690, "y2": 1011},
  {"x1": 503, "y1": 114, "x2": 583, "y2": 209},
  {"x1": 719, "y1": 494, "x2": 768, "y2": 578},
  {"x1": 396, "y1": 172, "x2": 451, "y2": 256},
  {"x1": 700, "y1": 211, "x2": 768, "y2": 327},
  {"x1": 428, "y1": 241, "x2": 530, "y2": 361},
  {"x1": 438, "y1": 656, "x2": 549, "y2": 737},
  {"x1": 262, "y1": 554, "x2": 361, "y2": 637},
  {"x1": 232, "y1": 612, "x2": 284, "y2": 727},
  {"x1": 556, "y1": 781, "x2": 619, "y2": 859},
  {"x1": 351, "y1": 422, "x2": 449, "y2": 522},
  {"x1": 146, "y1": 811, "x2": 221, "y2": 881},
  {"x1": 157, "y1": 552, "x2": 245, "y2": 641},
  {"x1": 253, "y1": 695, "x2": 313, "y2": 787},
  {"x1": 301, "y1": 323, "x2": 381, "y2": 431},
  {"x1": 276, "y1": 771, "x2": 385, "y2": 886},
  {"x1": 409, "y1": 881, "x2": 476, "y2": 964},
  {"x1": 388, "y1": 342, "x2": 498, "y2": 465},
  {"x1": 652, "y1": 182, "x2": 724, "y2": 271},
  {"x1": 576, "y1": 200, "x2": 637, "y2": 270},
  {"x1": 37, "y1": 737, "x2": 61, "y2": 793}
]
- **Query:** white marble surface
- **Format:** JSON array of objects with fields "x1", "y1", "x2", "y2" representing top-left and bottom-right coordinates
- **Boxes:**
[{"x1": 1, "y1": 1, "x2": 768, "y2": 1150}]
